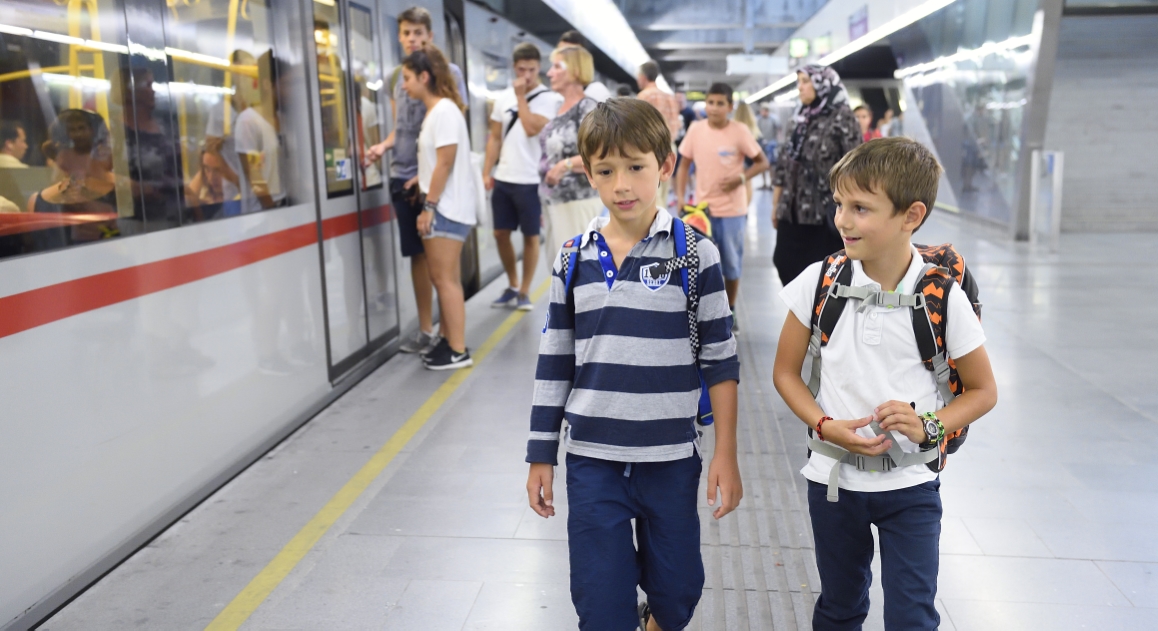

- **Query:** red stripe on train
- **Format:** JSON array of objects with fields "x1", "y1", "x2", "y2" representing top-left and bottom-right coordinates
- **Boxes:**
[{"x1": 0, "y1": 207, "x2": 389, "y2": 340}]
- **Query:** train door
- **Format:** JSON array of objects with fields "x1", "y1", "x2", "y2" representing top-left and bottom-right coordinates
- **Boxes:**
[
  {"x1": 442, "y1": 0, "x2": 481, "y2": 297},
  {"x1": 310, "y1": 0, "x2": 399, "y2": 381}
]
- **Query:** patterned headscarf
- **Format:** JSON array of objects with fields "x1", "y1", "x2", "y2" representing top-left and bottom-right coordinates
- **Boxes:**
[{"x1": 787, "y1": 64, "x2": 849, "y2": 161}]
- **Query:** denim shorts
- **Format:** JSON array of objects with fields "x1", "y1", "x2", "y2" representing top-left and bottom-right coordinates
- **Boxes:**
[
  {"x1": 709, "y1": 214, "x2": 746, "y2": 281},
  {"x1": 425, "y1": 209, "x2": 473, "y2": 242}
]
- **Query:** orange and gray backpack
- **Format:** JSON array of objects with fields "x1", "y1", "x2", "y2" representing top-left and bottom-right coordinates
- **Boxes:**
[{"x1": 806, "y1": 244, "x2": 982, "y2": 501}]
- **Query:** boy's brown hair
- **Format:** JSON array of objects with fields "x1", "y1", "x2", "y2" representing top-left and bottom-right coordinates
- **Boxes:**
[
  {"x1": 706, "y1": 82, "x2": 733, "y2": 105},
  {"x1": 829, "y1": 136, "x2": 943, "y2": 229},
  {"x1": 577, "y1": 97, "x2": 672, "y2": 170},
  {"x1": 512, "y1": 42, "x2": 540, "y2": 64},
  {"x1": 398, "y1": 6, "x2": 433, "y2": 31}
]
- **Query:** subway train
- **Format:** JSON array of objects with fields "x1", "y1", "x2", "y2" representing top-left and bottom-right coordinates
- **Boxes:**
[{"x1": 0, "y1": 0, "x2": 564, "y2": 626}]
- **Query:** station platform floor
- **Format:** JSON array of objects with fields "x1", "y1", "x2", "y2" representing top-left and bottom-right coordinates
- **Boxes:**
[{"x1": 43, "y1": 192, "x2": 1158, "y2": 631}]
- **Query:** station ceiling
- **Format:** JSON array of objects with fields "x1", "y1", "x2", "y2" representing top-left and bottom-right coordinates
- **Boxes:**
[{"x1": 477, "y1": 0, "x2": 831, "y2": 91}]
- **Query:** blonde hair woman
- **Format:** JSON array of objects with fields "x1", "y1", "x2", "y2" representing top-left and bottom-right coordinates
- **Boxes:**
[
  {"x1": 733, "y1": 101, "x2": 762, "y2": 204},
  {"x1": 538, "y1": 46, "x2": 601, "y2": 259}
]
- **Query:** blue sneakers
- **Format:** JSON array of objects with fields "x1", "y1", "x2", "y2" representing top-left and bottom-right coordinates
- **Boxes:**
[
  {"x1": 492, "y1": 287, "x2": 519, "y2": 308},
  {"x1": 516, "y1": 293, "x2": 533, "y2": 311}
]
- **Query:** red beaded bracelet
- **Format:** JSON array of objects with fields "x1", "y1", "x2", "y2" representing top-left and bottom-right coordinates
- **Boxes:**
[{"x1": 816, "y1": 416, "x2": 833, "y2": 442}]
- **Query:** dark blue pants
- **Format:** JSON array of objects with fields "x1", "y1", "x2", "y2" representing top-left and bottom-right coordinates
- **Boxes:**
[
  {"x1": 807, "y1": 479, "x2": 942, "y2": 631},
  {"x1": 566, "y1": 453, "x2": 704, "y2": 631}
]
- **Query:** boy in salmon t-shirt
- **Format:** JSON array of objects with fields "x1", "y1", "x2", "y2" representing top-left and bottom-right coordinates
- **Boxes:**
[{"x1": 675, "y1": 83, "x2": 768, "y2": 323}]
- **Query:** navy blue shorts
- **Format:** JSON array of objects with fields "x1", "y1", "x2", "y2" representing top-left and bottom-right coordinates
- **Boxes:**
[
  {"x1": 566, "y1": 453, "x2": 704, "y2": 631},
  {"x1": 491, "y1": 180, "x2": 542, "y2": 236},
  {"x1": 391, "y1": 177, "x2": 424, "y2": 257}
]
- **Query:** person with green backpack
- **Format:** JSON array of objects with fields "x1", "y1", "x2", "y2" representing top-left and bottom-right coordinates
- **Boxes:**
[{"x1": 773, "y1": 137, "x2": 998, "y2": 630}]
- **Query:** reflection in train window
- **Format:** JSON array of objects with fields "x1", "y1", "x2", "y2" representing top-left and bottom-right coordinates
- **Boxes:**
[
  {"x1": 163, "y1": 0, "x2": 287, "y2": 219},
  {"x1": 0, "y1": 0, "x2": 133, "y2": 259},
  {"x1": 314, "y1": 2, "x2": 353, "y2": 198},
  {"x1": 348, "y1": 3, "x2": 384, "y2": 192}
]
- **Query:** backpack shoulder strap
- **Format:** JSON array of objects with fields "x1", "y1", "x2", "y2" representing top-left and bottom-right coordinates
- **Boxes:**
[
  {"x1": 913, "y1": 243, "x2": 981, "y2": 403},
  {"x1": 912, "y1": 260, "x2": 959, "y2": 405},
  {"x1": 669, "y1": 218, "x2": 701, "y2": 358},
  {"x1": 503, "y1": 88, "x2": 548, "y2": 139},
  {"x1": 807, "y1": 251, "x2": 851, "y2": 397},
  {"x1": 559, "y1": 235, "x2": 583, "y2": 297}
]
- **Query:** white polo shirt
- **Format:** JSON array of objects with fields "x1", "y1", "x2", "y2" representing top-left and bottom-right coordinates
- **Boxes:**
[{"x1": 779, "y1": 245, "x2": 987, "y2": 492}]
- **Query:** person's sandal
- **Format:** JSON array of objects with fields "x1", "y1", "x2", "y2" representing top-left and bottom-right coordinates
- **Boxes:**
[{"x1": 637, "y1": 601, "x2": 651, "y2": 631}]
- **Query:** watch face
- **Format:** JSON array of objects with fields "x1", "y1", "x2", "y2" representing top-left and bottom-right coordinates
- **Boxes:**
[{"x1": 924, "y1": 418, "x2": 939, "y2": 438}]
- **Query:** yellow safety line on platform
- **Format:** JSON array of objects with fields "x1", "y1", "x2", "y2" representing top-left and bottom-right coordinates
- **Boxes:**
[{"x1": 204, "y1": 280, "x2": 551, "y2": 630}]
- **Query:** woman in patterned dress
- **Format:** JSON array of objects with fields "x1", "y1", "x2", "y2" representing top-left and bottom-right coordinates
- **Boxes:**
[{"x1": 539, "y1": 46, "x2": 601, "y2": 259}]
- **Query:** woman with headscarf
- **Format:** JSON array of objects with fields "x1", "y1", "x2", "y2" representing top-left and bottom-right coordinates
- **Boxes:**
[{"x1": 771, "y1": 65, "x2": 861, "y2": 286}]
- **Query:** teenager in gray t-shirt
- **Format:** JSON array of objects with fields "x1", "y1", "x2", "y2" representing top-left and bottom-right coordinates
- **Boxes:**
[{"x1": 361, "y1": 7, "x2": 470, "y2": 355}]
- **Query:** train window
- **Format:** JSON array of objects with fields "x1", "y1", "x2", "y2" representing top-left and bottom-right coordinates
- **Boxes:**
[
  {"x1": 0, "y1": 0, "x2": 135, "y2": 259},
  {"x1": 348, "y1": 3, "x2": 384, "y2": 192},
  {"x1": 313, "y1": 1, "x2": 354, "y2": 198},
  {"x1": 162, "y1": 0, "x2": 288, "y2": 219}
]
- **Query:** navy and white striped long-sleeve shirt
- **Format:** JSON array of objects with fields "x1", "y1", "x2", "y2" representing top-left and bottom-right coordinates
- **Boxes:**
[{"x1": 526, "y1": 210, "x2": 740, "y2": 465}]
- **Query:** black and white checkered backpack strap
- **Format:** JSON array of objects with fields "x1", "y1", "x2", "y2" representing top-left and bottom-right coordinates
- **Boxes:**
[{"x1": 663, "y1": 219, "x2": 701, "y2": 360}]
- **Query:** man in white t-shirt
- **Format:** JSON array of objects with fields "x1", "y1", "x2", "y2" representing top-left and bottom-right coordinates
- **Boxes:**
[
  {"x1": 773, "y1": 138, "x2": 997, "y2": 630},
  {"x1": 205, "y1": 49, "x2": 283, "y2": 216},
  {"x1": 482, "y1": 43, "x2": 562, "y2": 310},
  {"x1": 557, "y1": 31, "x2": 610, "y2": 103}
]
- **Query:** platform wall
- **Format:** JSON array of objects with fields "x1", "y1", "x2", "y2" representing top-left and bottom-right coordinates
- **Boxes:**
[{"x1": 1043, "y1": 14, "x2": 1158, "y2": 232}]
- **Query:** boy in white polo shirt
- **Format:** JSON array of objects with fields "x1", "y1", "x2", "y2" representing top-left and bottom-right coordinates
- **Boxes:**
[{"x1": 773, "y1": 138, "x2": 997, "y2": 630}]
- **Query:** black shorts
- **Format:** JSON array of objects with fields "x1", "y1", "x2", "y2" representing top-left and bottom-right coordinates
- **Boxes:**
[
  {"x1": 491, "y1": 180, "x2": 542, "y2": 236},
  {"x1": 391, "y1": 177, "x2": 424, "y2": 257}
]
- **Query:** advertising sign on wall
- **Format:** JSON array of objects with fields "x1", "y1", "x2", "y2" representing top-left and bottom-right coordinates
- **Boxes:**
[{"x1": 849, "y1": 6, "x2": 869, "y2": 40}]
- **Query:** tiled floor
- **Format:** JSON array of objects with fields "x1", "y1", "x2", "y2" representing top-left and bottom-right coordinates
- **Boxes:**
[{"x1": 42, "y1": 192, "x2": 1158, "y2": 630}]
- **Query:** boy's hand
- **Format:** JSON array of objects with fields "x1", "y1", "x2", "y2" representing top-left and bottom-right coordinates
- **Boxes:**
[
  {"x1": 526, "y1": 463, "x2": 556, "y2": 518},
  {"x1": 875, "y1": 401, "x2": 927, "y2": 445},
  {"x1": 823, "y1": 417, "x2": 892, "y2": 456},
  {"x1": 719, "y1": 175, "x2": 744, "y2": 194},
  {"x1": 706, "y1": 454, "x2": 743, "y2": 520}
]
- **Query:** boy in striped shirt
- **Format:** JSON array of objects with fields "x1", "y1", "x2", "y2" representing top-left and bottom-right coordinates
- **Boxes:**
[{"x1": 525, "y1": 98, "x2": 742, "y2": 631}]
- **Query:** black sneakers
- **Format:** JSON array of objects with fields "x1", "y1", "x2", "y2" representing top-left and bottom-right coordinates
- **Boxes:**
[{"x1": 422, "y1": 338, "x2": 473, "y2": 370}]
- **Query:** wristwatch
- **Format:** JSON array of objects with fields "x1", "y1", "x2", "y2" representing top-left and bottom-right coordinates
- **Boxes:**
[{"x1": 919, "y1": 412, "x2": 944, "y2": 449}]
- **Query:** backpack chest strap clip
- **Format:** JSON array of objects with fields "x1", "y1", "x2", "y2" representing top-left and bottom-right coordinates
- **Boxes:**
[{"x1": 830, "y1": 282, "x2": 926, "y2": 313}]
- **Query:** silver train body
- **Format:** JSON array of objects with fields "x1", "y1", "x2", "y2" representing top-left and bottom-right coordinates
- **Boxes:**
[{"x1": 0, "y1": 0, "x2": 552, "y2": 627}]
